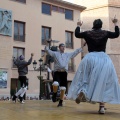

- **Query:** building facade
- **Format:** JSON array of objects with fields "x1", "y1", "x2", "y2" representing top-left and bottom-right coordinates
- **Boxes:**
[
  {"x1": 0, "y1": 0, "x2": 85, "y2": 99},
  {"x1": 74, "y1": 0, "x2": 120, "y2": 82}
]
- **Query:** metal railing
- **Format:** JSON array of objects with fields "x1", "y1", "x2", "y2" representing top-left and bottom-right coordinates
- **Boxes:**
[
  {"x1": 14, "y1": 35, "x2": 25, "y2": 42},
  {"x1": 65, "y1": 43, "x2": 73, "y2": 49}
]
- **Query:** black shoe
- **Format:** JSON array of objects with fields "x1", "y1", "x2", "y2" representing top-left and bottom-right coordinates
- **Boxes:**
[
  {"x1": 19, "y1": 96, "x2": 25, "y2": 104},
  {"x1": 52, "y1": 93, "x2": 57, "y2": 102},
  {"x1": 57, "y1": 100, "x2": 63, "y2": 107},
  {"x1": 12, "y1": 95, "x2": 17, "y2": 103}
]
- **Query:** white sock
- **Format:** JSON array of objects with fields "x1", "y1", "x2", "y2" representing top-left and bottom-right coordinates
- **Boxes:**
[
  {"x1": 20, "y1": 87, "x2": 27, "y2": 97},
  {"x1": 15, "y1": 88, "x2": 24, "y2": 96}
]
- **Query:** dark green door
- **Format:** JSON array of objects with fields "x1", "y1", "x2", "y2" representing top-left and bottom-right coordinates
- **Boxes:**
[{"x1": 10, "y1": 79, "x2": 20, "y2": 97}]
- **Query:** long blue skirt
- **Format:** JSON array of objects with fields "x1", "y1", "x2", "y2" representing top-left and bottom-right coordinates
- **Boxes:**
[{"x1": 68, "y1": 52, "x2": 120, "y2": 104}]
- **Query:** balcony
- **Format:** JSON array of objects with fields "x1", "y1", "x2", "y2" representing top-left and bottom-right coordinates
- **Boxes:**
[
  {"x1": 65, "y1": 43, "x2": 73, "y2": 49},
  {"x1": 14, "y1": 35, "x2": 25, "y2": 42}
]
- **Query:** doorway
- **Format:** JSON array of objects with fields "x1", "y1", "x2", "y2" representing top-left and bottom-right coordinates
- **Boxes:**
[{"x1": 10, "y1": 78, "x2": 20, "y2": 97}]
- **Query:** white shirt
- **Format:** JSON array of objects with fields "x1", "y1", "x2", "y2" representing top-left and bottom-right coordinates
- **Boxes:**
[{"x1": 45, "y1": 47, "x2": 82, "y2": 72}]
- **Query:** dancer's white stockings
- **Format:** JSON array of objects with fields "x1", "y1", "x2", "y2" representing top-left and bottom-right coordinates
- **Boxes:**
[
  {"x1": 52, "y1": 81, "x2": 59, "y2": 93},
  {"x1": 60, "y1": 87, "x2": 66, "y2": 100},
  {"x1": 15, "y1": 87, "x2": 27, "y2": 97}
]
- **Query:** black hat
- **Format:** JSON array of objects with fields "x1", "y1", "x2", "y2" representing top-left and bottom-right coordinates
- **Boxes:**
[
  {"x1": 92, "y1": 19, "x2": 103, "y2": 29},
  {"x1": 59, "y1": 43, "x2": 65, "y2": 47}
]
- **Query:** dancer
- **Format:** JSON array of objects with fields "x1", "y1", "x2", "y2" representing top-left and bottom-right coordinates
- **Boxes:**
[
  {"x1": 12, "y1": 53, "x2": 34, "y2": 103},
  {"x1": 45, "y1": 42, "x2": 86, "y2": 107},
  {"x1": 68, "y1": 18, "x2": 120, "y2": 114}
]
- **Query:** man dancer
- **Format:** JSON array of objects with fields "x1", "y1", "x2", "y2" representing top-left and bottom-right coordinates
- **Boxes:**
[
  {"x1": 45, "y1": 42, "x2": 86, "y2": 107},
  {"x1": 12, "y1": 53, "x2": 34, "y2": 103}
]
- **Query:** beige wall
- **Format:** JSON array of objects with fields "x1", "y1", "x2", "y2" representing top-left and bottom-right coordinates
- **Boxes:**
[
  {"x1": 0, "y1": 0, "x2": 83, "y2": 98},
  {"x1": 74, "y1": 0, "x2": 108, "y2": 8},
  {"x1": 0, "y1": 0, "x2": 42, "y2": 97},
  {"x1": 108, "y1": 5, "x2": 120, "y2": 81},
  {"x1": 109, "y1": 0, "x2": 120, "y2": 5},
  {"x1": 74, "y1": 0, "x2": 120, "y2": 82},
  {"x1": 108, "y1": 7, "x2": 120, "y2": 54}
]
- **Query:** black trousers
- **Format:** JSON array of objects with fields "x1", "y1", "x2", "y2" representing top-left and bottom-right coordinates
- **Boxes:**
[
  {"x1": 53, "y1": 71, "x2": 67, "y2": 88},
  {"x1": 19, "y1": 76, "x2": 28, "y2": 88}
]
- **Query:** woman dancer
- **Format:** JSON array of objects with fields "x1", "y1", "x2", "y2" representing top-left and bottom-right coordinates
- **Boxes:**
[{"x1": 68, "y1": 18, "x2": 120, "y2": 114}]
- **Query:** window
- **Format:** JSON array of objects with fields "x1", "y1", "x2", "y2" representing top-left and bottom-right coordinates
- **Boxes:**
[
  {"x1": 58, "y1": 7, "x2": 64, "y2": 13},
  {"x1": 65, "y1": 31, "x2": 73, "y2": 48},
  {"x1": 42, "y1": 26, "x2": 51, "y2": 45},
  {"x1": 65, "y1": 9, "x2": 73, "y2": 20},
  {"x1": 68, "y1": 59, "x2": 74, "y2": 72},
  {"x1": 52, "y1": 6, "x2": 64, "y2": 13},
  {"x1": 13, "y1": 47, "x2": 25, "y2": 67},
  {"x1": 14, "y1": 0, "x2": 26, "y2": 3},
  {"x1": 42, "y1": 3, "x2": 51, "y2": 15},
  {"x1": 14, "y1": 21, "x2": 25, "y2": 42},
  {"x1": 52, "y1": 6, "x2": 58, "y2": 11}
]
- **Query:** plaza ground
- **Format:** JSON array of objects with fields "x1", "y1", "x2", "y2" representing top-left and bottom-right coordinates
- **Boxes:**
[{"x1": 0, "y1": 100, "x2": 120, "y2": 120}]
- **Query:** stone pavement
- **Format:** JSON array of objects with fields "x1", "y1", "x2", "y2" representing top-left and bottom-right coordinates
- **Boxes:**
[{"x1": 0, "y1": 100, "x2": 120, "y2": 120}]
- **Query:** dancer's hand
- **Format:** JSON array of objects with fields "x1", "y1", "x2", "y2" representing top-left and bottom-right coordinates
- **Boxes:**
[
  {"x1": 112, "y1": 15, "x2": 118, "y2": 26},
  {"x1": 77, "y1": 20, "x2": 83, "y2": 26}
]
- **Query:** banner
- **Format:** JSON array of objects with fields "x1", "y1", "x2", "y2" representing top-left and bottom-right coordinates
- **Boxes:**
[{"x1": 0, "y1": 70, "x2": 7, "y2": 88}]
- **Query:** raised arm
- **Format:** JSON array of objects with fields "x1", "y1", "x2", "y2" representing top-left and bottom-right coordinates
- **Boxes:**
[
  {"x1": 108, "y1": 18, "x2": 120, "y2": 38},
  {"x1": 75, "y1": 27, "x2": 86, "y2": 38},
  {"x1": 75, "y1": 21, "x2": 86, "y2": 38},
  {"x1": 45, "y1": 46, "x2": 55, "y2": 57},
  {"x1": 107, "y1": 26, "x2": 119, "y2": 38},
  {"x1": 26, "y1": 56, "x2": 32, "y2": 65},
  {"x1": 22, "y1": 54, "x2": 33, "y2": 66}
]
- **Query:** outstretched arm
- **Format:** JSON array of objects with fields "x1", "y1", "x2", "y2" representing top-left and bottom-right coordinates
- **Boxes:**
[
  {"x1": 69, "y1": 48, "x2": 82, "y2": 59},
  {"x1": 69, "y1": 42, "x2": 86, "y2": 58},
  {"x1": 45, "y1": 40, "x2": 55, "y2": 57},
  {"x1": 45, "y1": 46, "x2": 55, "y2": 57}
]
